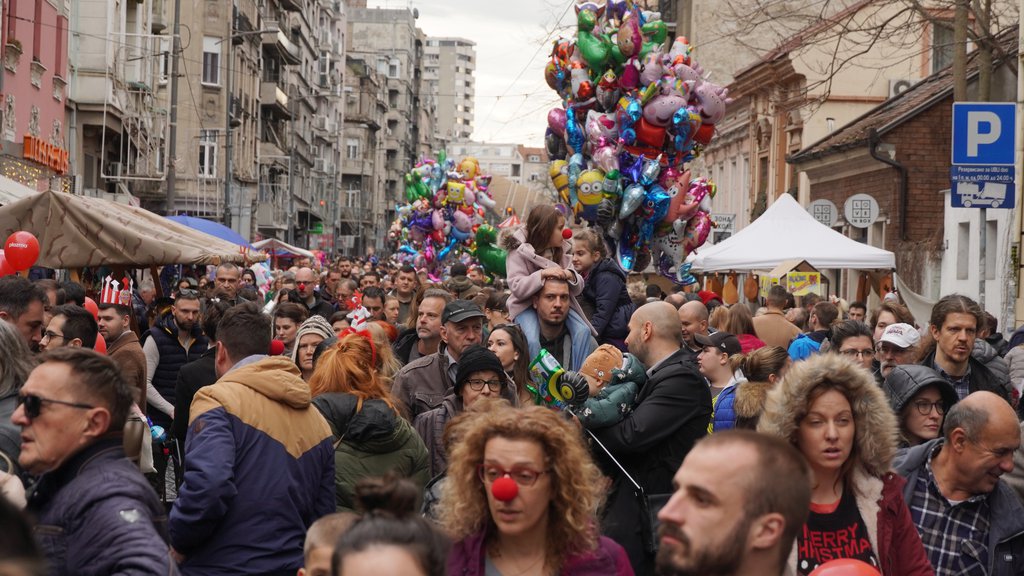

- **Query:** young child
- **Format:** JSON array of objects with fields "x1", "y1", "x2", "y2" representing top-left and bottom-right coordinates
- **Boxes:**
[
  {"x1": 574, "y1": 344, "x2": 646, "y2": 429},
  {"x1": 504, "y1": 205, "x2": 595, "y2": 370},
  {"x1": 298, "y1": 512, "x2": 359, "y2": 576},
  {"x1": 571, "y1": 228, "x2": 635, "y2": 351}
]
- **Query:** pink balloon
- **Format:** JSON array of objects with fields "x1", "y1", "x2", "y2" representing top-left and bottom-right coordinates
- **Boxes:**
[{"x1": 547, "y1": 108, "x2": 567, "y2": 136}]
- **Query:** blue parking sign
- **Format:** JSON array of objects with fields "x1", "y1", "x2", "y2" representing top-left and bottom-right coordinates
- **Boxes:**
[{"x1": 952, "y1": 103, "x2": 1016, "y2": 166}]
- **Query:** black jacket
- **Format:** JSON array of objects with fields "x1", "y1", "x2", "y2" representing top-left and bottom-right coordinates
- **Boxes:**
[
  {"x1": 147, "y1": 313, "x2": 209, "y2": 430},
  {"x1": 919, "y1": 348, "x2": 1009, "y2": 401},
  {"x1": 173, "y1": 348, "x2": 218, "y2": 445},
  {"x1": 580, "y1": 258, "x2": 635, "y2": 343},
  {"x1": 393, "y1": 327, "x2": 420, "y2": 366},
  {"x1": 303, "y1": 295, "x2": 337, "y2": 320}
]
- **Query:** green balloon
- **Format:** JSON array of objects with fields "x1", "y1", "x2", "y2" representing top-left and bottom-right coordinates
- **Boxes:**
[{"x1": 474, "y1": 225, "x2": 507, "y2": 278}]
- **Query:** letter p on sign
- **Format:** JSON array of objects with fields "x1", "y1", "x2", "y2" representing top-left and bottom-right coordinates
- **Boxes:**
[
  {"x1": 967, "y1": 111, "x2": 1001, "y2": 157},
  {"x1": 952, "y1": 103, "x2": 1016, "y2": 166}
]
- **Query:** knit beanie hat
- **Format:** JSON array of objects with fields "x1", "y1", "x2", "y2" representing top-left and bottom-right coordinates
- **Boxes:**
[
  {"x1": 290, "y1": 315, "x2": 335, "y2": 364},
  {"x1": 581, "y1": 344, "x2": 623, "y2": 384},
  {"x1": 455, "y1": 345, "x2": 507, "y2": 393}
]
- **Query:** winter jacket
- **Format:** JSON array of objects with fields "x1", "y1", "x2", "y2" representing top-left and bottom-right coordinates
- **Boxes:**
[
  {"x1": 788, "y1": 330, "x2": 827, "y2": 361},
  {"x1": 1005, "y1": 344, "x2": 1024, "y2": 392},
  {"x1": 974, "y1": 338, "x2": 1011, "y2": 396},
  {"x1": 579, "y1": 258, "x2": 635, "y2": 343},
  {"x1": 709, "y1": 373, "x2": 746, "y2": 433},
  {"x1": 313, "y1": 392, "x2": 430, "y2": 512},
  {"x1": 447, "y1": 527, "x2": 634, "y2": 576},
  {"x1": 594, "y1": 347, "x2": 711, "y2": 573},
  {"x1": 302, "y1": 294, "x2": 337, "y2": 320},
  {"x1": 392, "y1": 349, "x2": 454, "y2": 420},
  {"x1": 783, "y1": 470, "x2": 933, "y2": 576},
  {"x1": 737, "y1": 333, "x2": 766, "y2": 354},
  {"x1": 146, "y1": 312, "x2": 208, "y2": 429},
  {"x1": 172, "y1": 348, "x2": 217, "y2": 446},
  {"x1": 919, "y1": 347, "x2": 1011, "y2": 402},
  {"x1": 445, "y1": 275, "x2": 481, "y2": 301},
  {"x1": 752, "y1": 309, "x2": 801, "y2": 349},
  {"x1": 733, "y1": 379, "x2": 772, "y2": 430},
  {"x1": 503, "y1": 227, "x2": 595, "y2": 335},
  {"x1": 392, "y1": 326, "x2": 421, "y2": 366},
  {"x1": 27, "y1": 436, "x2": 178, "y2": 576},
  {"x1": 987, "y1": 333, "x2": 1010, "y2": 357},
  {"x1": 413, "y1": 395, "x2": 461, "y2": 478},
  {"x1": 170, "y1": 356, "x2": 335, "y2": 575},
  {"x1": 895, "y1": 438, "x2": 1024, "y2": 576},
  {"x1": 107, "y1": 330, "x2": 148, "y2": 415}
]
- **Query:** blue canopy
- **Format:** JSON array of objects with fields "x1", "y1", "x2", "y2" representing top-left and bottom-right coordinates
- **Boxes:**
[{"x1": 165, "y1": 215, "x2": 253, "y2": 249}]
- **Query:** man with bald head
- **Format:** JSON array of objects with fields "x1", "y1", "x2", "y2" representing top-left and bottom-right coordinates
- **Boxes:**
[
  {"x1": 678, "y1": 300, "x2": 710, "y2": 363},
  {"x1": 294, "y1": 267, "x2": 335, "y2": 320},
  {"x1": 895, "y1": 391, "x2": 1024, "y2": 574},
  {"x1": 595, "y1": 301, "x2": 713, "y2": 574}
]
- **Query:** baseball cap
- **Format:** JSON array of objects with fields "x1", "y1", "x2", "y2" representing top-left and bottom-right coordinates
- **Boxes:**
[
  {"x1": 694, "y1": 331, "x2": 742, "y2": 356},
  {"x1": 879, "y1": 323, "x2": 920, "y2": 349},
  {"x1": 443, "y1": 300, "x2": 485, "y2": 324},
  {"x1": 581, "y1": 344, "x2": 624, "y2": 384}
]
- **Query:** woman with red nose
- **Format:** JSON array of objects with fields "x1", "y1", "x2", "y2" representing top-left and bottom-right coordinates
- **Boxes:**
[{"x1": 441, "y1": 404, "x2": 633, "y2": 575}]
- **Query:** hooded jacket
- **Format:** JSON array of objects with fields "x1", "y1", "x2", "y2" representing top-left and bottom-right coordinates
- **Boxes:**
[
  {"x1": 313, "y1": 393, "x2": 430, "y2": 512},
  {"x1": 169, "y1": 357, "x2": 335, "y2": 575},
  {"x1": 881, "y1": 365, "x2": 959, "y2": 447},
  {"x1": 895, "y1": 439, "x2": 1024, "y2": 576},
  {"x1": 973, "y1": 338, "x2": 1010, "y2": 394},
  {"x1": 732, "y1": 379, "x2": 773, "y2": 430},
  {"x1": 757, "y1": 354, "x2": 933, "y2": 576},
  {"x1": 503, "y1": 227, "x2": 594, "y2": 335},
  {"x1": 579, "y1": 258, "x2": 635, "y2": 343}
]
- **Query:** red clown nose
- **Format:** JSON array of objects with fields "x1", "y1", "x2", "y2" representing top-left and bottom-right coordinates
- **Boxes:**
[
  {"x1": 491, "y1": 477, "x2": 519, "y2": 502},
  {"x1": 562, "y1": 228, "x2": 573, "y2": 240}
]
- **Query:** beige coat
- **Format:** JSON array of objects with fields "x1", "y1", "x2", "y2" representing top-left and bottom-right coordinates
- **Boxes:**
[{"x1": 752, "y1": 309, "x2": 801, "y2": 349}]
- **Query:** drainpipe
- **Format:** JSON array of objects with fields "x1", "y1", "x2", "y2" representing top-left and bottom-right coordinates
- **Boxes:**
[{"x1": 867, "y1": 128, "x2": 909, "y2": 241}]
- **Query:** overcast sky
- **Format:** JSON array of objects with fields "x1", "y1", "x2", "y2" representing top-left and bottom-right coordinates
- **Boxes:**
[{"x1": 367, "y1": 0, "x2": 575, "y2": 147}]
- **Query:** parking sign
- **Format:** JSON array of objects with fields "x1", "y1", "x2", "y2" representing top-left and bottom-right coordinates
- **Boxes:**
[{"x1": 952, "y1": 102, "x2": 1016, "y2": 166}]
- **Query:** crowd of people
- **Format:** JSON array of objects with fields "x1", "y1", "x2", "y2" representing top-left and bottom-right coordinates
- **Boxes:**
[{"x1": 1, "y1": 206, "x2": 1024, "y2": 575}]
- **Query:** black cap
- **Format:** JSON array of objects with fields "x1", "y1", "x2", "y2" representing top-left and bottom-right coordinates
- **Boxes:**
[
  {"x1": 443, "y1": 300, "x2": 485, "y2": 324},
  {"x1": 455, "y1": 345, "x2": 508, "y2": 391},
  {"x1": 451, "y1": 263, "x2": 468, "y2": 277},
  {"x1": 694, "y1": 331, "x2": 742, "y2": 356}
]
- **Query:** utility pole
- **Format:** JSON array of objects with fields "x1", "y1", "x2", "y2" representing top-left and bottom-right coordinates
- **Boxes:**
[
  {"x1": 165, "y1": 0, "x2": 182, "y2": 214},
  {"x1": 224, "y1": 12, "x2": 234, "y2": 232}
]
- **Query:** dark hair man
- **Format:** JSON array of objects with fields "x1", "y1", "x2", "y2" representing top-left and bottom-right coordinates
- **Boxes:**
[
  {"x1": 14, "y1": 348, "x2": 176, "y2": 573},
  {"x1": 97, "y1": 279, "x2": 147, "y2": 415},
  {"x1": 390, "y1": 265, "x2": 418, "y2": 324},
  {"x1": 169, "y1": 303, "x2": 334, "y2": 574},
  {"x1": 848, "y1": 301, "x2": 867, "y2": 323},
  {"x1": 657, "y1": 430, "x2": 812, "y2": 576},
  {"x1": 753, "y1": 285, "x2": 801, "y2": 349},
  {"x1": 39, "y1": 304, "x2": 97, "y2": 352},
  {"x1": 360, "y1": 286, "x2": 387, "y2": 322},
  {"x1": 359, "y1": 271, "x2": 380, "y2": 290},
  {"x1": 321, "y1": 267, "x2": 343, "y2": 305},
  {"x1": 920, "y1": 294, "x2": 1009, "y2": 402},
  {"x1": 788, "y1": 301, "x2": 838, "y2": 361},
  {"x1": 393, "y1": 288, "x2": 453, "y2": 366},
  {"x1": 0, "y1": 275, "x2": 47, "y2": 351},
  {"x1": 531, "y1": 278, "x2": 597, "y2": 371}
]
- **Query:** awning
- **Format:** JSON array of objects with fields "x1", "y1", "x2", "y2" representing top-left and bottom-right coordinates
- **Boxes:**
[
  {"x1": 252, "y1": 238, "x2": 315, "y2": 260},
  {"x1": 166, "y1": 215, "x2": 253, "y2": 248}
]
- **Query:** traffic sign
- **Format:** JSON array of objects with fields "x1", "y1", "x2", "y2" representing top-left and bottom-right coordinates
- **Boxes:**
[
  {"x1": 950, "y1": 166, "x2": 1015, "y2": 208},
  {"x1": 952, "y1": 102, "x2": 1016, "y2": 166}
]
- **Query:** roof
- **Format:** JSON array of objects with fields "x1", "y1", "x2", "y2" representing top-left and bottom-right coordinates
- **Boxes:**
[{"x1": 790, "y1": 25, "x2": 1019, "y2": 163}]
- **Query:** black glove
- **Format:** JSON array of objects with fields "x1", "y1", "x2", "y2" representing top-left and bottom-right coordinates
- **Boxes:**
[
  {"x1": 596, "y1": 198, "x2": 617, "y2": 227},
  {"x1": 557, "y1": 370, "x2": 590, "y2": 406}
]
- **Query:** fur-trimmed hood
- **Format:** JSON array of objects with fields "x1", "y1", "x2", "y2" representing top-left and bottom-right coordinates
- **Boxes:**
[
  {"x1": 758, "y1": 354, "x2": 899, "y2": 478},
  {"x1": 501, "y1": 225, "x2": 525, "y2": 251},
  {"x1": 733, "y1": 379, "x2": 773, "y2": 421}
]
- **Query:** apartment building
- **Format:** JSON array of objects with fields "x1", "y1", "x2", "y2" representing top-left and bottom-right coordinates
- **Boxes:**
[{"x1": 423, "y1": 36, "x2": 475, "y2": 142}]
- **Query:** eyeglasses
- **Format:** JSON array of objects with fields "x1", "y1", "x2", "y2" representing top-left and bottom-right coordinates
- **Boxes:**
[
  {"x1": 17, "y1": 393, "x2": 95, "y2": 419},
  {"x1": 41, "y1": 330, "x2": 64, "y2": 342},
  {"x1": 912, "y1": 400, "x2": 945, "y2": 416},
  {"x1": 840, "y1": 348, "x2": 875, "y2": 359},
  {"x1": 466, "y1": 378, "x2": 503, "y2": 392},
  {"x1": 477, "y1": 464, "x2": 549, "y2": 487}
]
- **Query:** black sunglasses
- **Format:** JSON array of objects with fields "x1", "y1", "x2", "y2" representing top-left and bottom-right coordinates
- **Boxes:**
[{"x1": 17, "y1": 393, "x2": 94, "y2": 419}]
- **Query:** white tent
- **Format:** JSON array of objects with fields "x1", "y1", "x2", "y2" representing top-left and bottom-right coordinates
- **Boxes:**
[{"x1": 690, "y1": 194, "x2": 895, "y2": 272}]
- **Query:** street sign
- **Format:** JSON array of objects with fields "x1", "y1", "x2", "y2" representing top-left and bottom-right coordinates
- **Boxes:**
[
  {"x1": 808, "y1": 199, "x2": 838, "y2": 227},
  {"x1": 950, "y1": 166, "x2": 1015, "y2": 208},
  {"x1": 951, "y1": 102, "x2": 1015, "y2": 166},
  {"x1": 843, "y1": 194, "x2": 879, "y2": 228}
]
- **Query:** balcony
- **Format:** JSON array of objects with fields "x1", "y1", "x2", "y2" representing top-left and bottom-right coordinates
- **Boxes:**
[
  {"x1": 342, "y1": 158, "x2": 374, "y2": 176},
  {"x1": 257, "y1": 201, "x2": 289, "y2": 231},
  {"x1": 262, "y1": 23, "x2": 301, "y2": 65},
  {"x1": 278, "y1": 0, "x2": 302, "y2": 13},
  {"x1": 260, "y1": 82, "x2": 292, "y2": 119}
]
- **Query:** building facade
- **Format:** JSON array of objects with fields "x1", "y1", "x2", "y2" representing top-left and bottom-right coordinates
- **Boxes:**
[
  {"x1": 423, "y1": 36, "x2": 475, "y2": 142},
  {"x1": 340, "y1": 55, "x2": 387, "y2": 255}
]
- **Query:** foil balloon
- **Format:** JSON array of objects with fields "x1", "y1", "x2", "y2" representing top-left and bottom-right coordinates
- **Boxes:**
[
  {"x1": 474, "y1": 225, "x2": 507, "y2": 278},
  {"x1": 619, "y1": 183, "x2": 645, "y2": 219},
  {"x1": 682, "y1": 211, "x2": 714, "y2": 253},
  {"x1": 547, "y1": 108, "x2": 567, "y2": 135},
  {"x1": 592, "y1": 145, "x2": 620, "y2": 173}
]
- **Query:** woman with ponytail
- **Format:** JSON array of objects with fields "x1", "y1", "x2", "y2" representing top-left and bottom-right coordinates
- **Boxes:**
[{"x1": 310, "y1": 332, "x2": 431, "y2": 512}]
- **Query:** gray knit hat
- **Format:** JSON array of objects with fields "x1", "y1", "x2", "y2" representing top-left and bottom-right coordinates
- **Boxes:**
[{"x1": 290, "y1": 315, "x2": 335, "y2": 364}]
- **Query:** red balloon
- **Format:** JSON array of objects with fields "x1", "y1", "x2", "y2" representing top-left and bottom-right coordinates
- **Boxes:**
[
  {"x1": 83, "y1": 297, "x2": 99, "y2": 320},
  {"x1": 0, "y1": 250, "x2": 13, "y2": 277},
  {"x1": 4, "y1": 231, "x2": 39, "y2": 271},
  {"x1": 491, "y1": 477, "x2": 519, "y2": 502},
  {"x1": 94, "y1": 332, "x2": 107, "y2": 354},
  {"x1": 809, "y1": 559, "x2": 881, "y2": 576}
]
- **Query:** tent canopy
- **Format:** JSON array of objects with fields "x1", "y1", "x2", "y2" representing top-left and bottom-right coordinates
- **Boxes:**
[
  {"x1": 690, "y1": 194, "x2": 895, "y2": 272},
  {"x1": 0, "y1": 190, "x2": 263, "y2": 268},
  {"x1": 166, "y1": 215, "x2": 253, "y2": 248},
  {"x1": 252, "y1": 238, "x2": 316, "y2": 260}
]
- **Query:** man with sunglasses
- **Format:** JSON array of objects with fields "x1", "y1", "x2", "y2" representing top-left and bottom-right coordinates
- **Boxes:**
[
  {"x1": 295, "y1": 267, "x2": 336, "y2": 320},
  {"x1": 13, "y1": 347, "x2": 177, "y2": 574}
]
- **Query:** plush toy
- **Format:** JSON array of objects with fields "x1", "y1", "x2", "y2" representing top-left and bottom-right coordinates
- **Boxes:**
[{"x1": 474, "y1": 225, "x2": 507, "y2": 278}]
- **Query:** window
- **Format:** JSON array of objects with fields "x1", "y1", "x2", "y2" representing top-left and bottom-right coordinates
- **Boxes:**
[
  {"x1": 932, "y1": 22, "x2": 954, "y2": 73},
  {"x1": 199, "y1": 130, "x2": 217, "y2": 177},
  {"x1": 346, "y1": 189, "x2": 359, "y2": 208},
  {"x1": 158, "y1": 37, "x2": 171, "y2": 84},
  {"x1": 319, "y1": 51, "x2": 330, "y2": 87},
  {"x1": 376, "y1": 57, "x2": 388, "y2": 75},
  {"x1": 388, "y1": 58, "x2": 400, "y2": 78},
  {"x1": 528, "y1": 155, "x2": 540, "y2": 162},
  {"x1": 346, "y1": 138, "x2": 359, "y2": 159},
  {"x1": 202, "y1": 37, "x2": 221, "y2": 86}
]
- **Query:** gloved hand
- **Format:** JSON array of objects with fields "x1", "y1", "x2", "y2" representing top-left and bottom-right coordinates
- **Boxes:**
[
  {"x1": 557, "y1": 370, "x2": 591, "y2": 406},
  {"x1": 596, "y1": 198, "x2": 617, "y2": 227}
]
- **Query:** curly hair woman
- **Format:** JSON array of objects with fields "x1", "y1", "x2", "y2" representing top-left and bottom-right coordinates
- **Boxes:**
[
  {"x1": 310, "y1": 332, "x2": 430, "y2": 512},
  {"x1": 758, "y1": 353, "x2": 931, "y2": 575},
  {"x1": 440, "y1": 403, "x2": 633, "y2": 575}
]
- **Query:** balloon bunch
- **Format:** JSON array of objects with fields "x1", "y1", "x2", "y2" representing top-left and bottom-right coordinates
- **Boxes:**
[
  {"x1": 544, "y1": 1, "x2": 730, "y2": 284},
  {"x1": 387, "y1": 152, "x2": 499, "y2": 272},
  {"x1": 0, "y1": 231, "x2": 40, "y2": 276}
]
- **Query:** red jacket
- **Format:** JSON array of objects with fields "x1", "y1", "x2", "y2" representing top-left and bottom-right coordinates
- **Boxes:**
[{"x1": 737, "y1": 333, "x2": 766, "y2": 354}]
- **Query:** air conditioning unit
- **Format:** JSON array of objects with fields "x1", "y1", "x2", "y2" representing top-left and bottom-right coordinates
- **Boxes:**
[
  {"x1": 106, "y1": 162, "x2": 124, "y2": 178},
  {"x1": 889, "y1": 78, "x2": 913, "y2": 98},
  {"x1": 315, "y1": 116, "x2": 329, "y2": 131}
]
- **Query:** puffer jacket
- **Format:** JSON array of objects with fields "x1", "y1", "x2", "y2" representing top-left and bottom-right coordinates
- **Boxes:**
[
  {"x1": 974, "y1": 338, "x2": 1011, "y2": 398},
  {"x1": 503, "y1": 227, "x2": 595, "y2": 335},
  {"x1": 580, "y1": 258, "x2": 635, "y2": 343},
  {"x1": 313, "y1": 392, "x2": 430, "y2": 512},
  {"x1": 709, "y1": 373, "x2": 746, "y2": 433},
  {"x1": 28, "y1": 436, "x2": 178, "y2": 576},
  {"x1": 758, "y1": 354, "x2": 933, "y2": 576},
  {"x1": 170, "y1": 356, "x2": 335, "y2": 576}
]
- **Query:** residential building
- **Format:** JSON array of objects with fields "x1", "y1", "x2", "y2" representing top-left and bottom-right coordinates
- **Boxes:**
[
  {"x1": 449, "y1": 141, "x2": 523, "y2": 182},
  {"x1": 423, "y1": 36, "x2": 475, "y2": 141},
  {"x1": 340, "y1": 55, "x2": 387, "y2": 256},
  {"x1": 0, "y1": 0, "x2": 71, "y2": 199}
]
